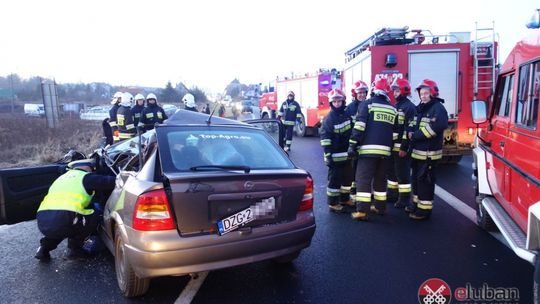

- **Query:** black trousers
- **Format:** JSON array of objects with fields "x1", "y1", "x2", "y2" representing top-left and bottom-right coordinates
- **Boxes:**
[
  {"x1": 37, "y1": 210, "x2": 99, "y2": 252},
  {"x1": 411, "y1": 159, "x2": 437, "y2": 216},
  {"x1": 387, "y1": 152, "x2": 412, "y2": 201},
  {"x1": 284, "y1": 124, "x2": 294, "y2": 147},
  {"x1": 327, "y1": 160, "x2": 354, "y2": 205},
  {"x1": 355, "y1": 157, "x2": 387, "y2": 212}
]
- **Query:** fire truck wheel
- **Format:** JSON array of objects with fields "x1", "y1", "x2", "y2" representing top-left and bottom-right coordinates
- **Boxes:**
[
  {"x1": 295, "y1": 115, "x2": 307, "y2": 137},
  {"x1": 475, "y1": 192, "x2": 496, "y2": 231}
]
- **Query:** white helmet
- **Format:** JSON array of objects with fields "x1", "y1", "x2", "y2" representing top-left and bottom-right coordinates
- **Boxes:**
[
  {"x1": 120, "y1": 92, "x2": 133, "y2": 107},
  {"x1": 111, "y1": 91, "x2": 122, "y2": 104},
  {"x1": 182, "y1": 93, "x2": 196, "y2": 108},
  {"x1": 134, "y1": 93, "x2": 145, "y2": 101},
  {"x1": 146, "y1": 93, "x2": 157, "y2": 103}
]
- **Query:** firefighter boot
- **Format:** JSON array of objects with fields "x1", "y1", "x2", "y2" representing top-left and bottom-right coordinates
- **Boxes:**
[
  {"x1": 340, "y1": 193, "x2": 355, "y2": 208},
  {"x1": 351, "y1": 201, "x2": 370, "y2": 221},
  {"x1": 409, "y1": 210, "x2": 431, "y2": 221},
  {"x1": 386, "y1": 188, "x2": 398, "y2": 205},
  {"x1": 370, "y1": 200, "x2": 386, "y2": 215},
  {"x1": 34, "y1": 246, "x2": 51, "y2": 262},
  {"x1": 394, "y1": 193, "x2": 411, "y2": 209},
  {"x1": 405, "y1": 195, "x2": 419, "y2": 213},
  {"x1": 328, "y1": 196, "x2": 344, "y2": 213}
]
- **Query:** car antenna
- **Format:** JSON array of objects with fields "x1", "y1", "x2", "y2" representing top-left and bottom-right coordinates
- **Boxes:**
[{"x1": 206, "y1": 101, "x2": 220, "y2": 126}]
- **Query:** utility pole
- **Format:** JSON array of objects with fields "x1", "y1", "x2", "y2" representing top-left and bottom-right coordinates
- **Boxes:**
[{"x1": 9, "y1": 73, "x2": 15, "y2": 113}]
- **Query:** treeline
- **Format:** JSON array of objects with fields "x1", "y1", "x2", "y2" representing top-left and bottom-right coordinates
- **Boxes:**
[{"x1": 0, "y1": 74, "x2": 208, "y2": 105}]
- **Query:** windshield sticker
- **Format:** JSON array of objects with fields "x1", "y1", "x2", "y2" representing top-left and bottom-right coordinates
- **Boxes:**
[{"x1": 199, "y1": 134, "x2": 252, "y2": 140}]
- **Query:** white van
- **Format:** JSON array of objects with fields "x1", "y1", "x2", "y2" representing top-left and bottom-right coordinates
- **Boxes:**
[{"x1": 24, "y1": 104, "x2": 45, "y2": 117}]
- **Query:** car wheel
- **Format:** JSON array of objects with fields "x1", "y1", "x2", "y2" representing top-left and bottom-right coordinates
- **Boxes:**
[
  {"x1": 295, "y1": 115, "x2": 307, "y2": 137},
  {"x1": 114, "y1": 227, "x2": 150, "y2": 297},
  {"x1": 475, "y1": 186, "x2": 496, "y2": 231},
  {"x1": 272, "y1": 251, "x2": 301, "y2": 264}
]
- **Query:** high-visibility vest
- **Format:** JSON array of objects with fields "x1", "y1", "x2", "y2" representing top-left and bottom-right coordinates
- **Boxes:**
[{"x1": 38, "y1": 170, "x2": 94, "y2": 215}]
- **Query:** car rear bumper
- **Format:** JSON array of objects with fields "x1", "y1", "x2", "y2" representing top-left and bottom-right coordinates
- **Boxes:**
[{"x1": 123, "y1": 211, "x2": 316, "y2": 278}]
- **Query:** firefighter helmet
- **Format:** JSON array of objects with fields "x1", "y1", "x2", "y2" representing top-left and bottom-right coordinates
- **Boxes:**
[
  {"x1": 111, "y1": 91, "x2": 122, "y2": 104},
  {"x1": 287, "y1": 91, "x2": 295, "y2": 97},
  {"x1": 146, "y1": 93, "x2": 157, "y2": 102},
  {"x1": 328, "y1": 89, "x2": 345, "y2": 101},
  {"x1": 416, "y1": 79, "x2": 439, "y2": 97},
  {"x1": 391, "y1": 78, "x2": 411, "y2": 96},
  {"x1": 354, "y1": 81, "x2": 369, "y2": 93},
  {"x1": 134, "y1": 93, "x2": 145, "y2": 101},
  {"x1": 183, "y1": 93, "x2": 196, "y2": 108},
  {"x1": 372, "y1": 78, "x2": 391, "y2": 95},
  {"x1": 120, "y1": 92, "x2": 133, "y2": 107}
]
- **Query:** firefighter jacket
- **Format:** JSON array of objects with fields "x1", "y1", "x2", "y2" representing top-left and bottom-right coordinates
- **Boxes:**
[
  {"x1": 117, "y1": 106, "x2": 136, "y2": 139},
  {"x1": 185, "y1": 106, "x2": 198, "y2": 112},
  {"x1": 38, "y1": 169, "x2": 115, "y2": 215},
  {"x1": 140, "y1": 103, "x2": 168, "y2": 131},
  {"x1": 277, "y1": 99, "x2": 302, "y2": 126},
  {"x1": 409, "y1": 97, "x2": 448, "y2": 160},
  {"x1": 344, "y1": 99, "x2": 362, "y2": 121},
  {"x1": 108, "y1": 104, "x2": 120, "y2": 130},
  {"x1": 320, "y1": 105, "x2": 353, "y2": 163},
  {"x1": 131, "y1": 104, "x2": 145, "y2": 127},
  {"x1": 349, "y1": 94, "x2": 397, "y2": 157},
  {"x1": 394, "y1": 95, "x2": 417, "y2": 153}
]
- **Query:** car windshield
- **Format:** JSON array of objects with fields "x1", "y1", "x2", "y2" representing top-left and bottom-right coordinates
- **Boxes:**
[
  {"x1": 157, "y1": 126, "x2": 294, "y2": 172},
  {"x1": 106, "y1": 131, "x2": 155, "y2": 156}
]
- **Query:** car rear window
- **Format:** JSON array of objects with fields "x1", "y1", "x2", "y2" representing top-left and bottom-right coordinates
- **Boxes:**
[{"x1": 157, "y1": 127, "x2": 294, "y2": 172}]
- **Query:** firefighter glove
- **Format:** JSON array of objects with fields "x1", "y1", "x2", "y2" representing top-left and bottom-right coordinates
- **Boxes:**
[
  {"x1": 325, "y1": 156, "x2": 334, "y2": 167},
  {"x1": 347, "y1": 146, "x2": 357, "y2": 159}
]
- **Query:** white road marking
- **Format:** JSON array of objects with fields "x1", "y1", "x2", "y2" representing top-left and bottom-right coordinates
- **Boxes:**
[
  {"x1": 174, "y1": 271, "x2": 209, "y2": 304},
  {"x1": 435, "y1": 185, "x2": 510, "y2": 249}
]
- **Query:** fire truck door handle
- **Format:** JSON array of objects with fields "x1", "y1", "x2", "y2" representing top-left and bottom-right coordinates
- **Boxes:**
[{"x1": 499, "y1": 141, "x2": 505, "y2": 147}]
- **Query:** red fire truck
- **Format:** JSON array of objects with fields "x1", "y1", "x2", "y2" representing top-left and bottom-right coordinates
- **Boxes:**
[
  {"x1": 472, "y1": 10, "x2": 540, "y2": 297},
  {"x1": 259, "y1": 69, "x2": 342, "y2": 136},
  {"x1": 343, "y1": 26, "x2": 497, "y2": 163}
]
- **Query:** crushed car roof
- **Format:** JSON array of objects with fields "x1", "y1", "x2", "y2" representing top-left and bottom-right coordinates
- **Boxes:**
[{"x1": 164, "y1": 109, "x2": 247, "y2": 126}]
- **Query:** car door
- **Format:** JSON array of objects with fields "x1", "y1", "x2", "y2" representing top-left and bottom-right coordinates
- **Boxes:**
[
  {"x1": 0, "y1": 165, "x2": 64, "y2": 225},
  {"x1": 243, "y1": 118, "x2": 285, "y2": 148}
]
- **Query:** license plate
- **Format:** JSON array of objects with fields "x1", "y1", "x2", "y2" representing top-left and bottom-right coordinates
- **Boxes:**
[{"x1": 217, "y1": 197, "x2": 276, "y2": 235}]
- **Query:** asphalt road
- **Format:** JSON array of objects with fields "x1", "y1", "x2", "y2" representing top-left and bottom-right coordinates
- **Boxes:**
[{"x1": 0, "y1": 136, "x2": 533, "y2": 303}]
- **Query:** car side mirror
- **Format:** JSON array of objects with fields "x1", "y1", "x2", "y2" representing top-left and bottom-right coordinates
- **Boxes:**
[{"x1": 471, "y1": 100, "x2": 487, "y2": 124}]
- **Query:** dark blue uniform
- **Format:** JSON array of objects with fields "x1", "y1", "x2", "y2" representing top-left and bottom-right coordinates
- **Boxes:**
[
  {"x1": 140, "y1": 103, "x2": 168, "y2": 131},
  {"x1": 320, "y1": 103, "x2": 354, "y2": 209},
  {"x1": 131, "y1": 104, "x2": 145, "y2": 128},
  {"x1": 109, "y1": 103, "x2": 120, "y2": 141},
  {"x1": 277, "y1": 99, "x2": 302, "y2": 150},
  {"x1": 408, "y1": 97, "x2": 448, "y2": 217},
  {"x1": 116, "y1": 105, "x2": 136, "y2": 141},
  {"x1": 349, "y1": 94, "x2": 397, "y2": 217}
]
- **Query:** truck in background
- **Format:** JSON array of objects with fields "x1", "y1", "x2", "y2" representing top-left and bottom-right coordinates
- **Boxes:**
[
  {"x1": 343, "y1": 25, "x2": 497, "y2": 163},
  {"x1": 471, "y1": 9, "x2": 540, "y2": 301}
]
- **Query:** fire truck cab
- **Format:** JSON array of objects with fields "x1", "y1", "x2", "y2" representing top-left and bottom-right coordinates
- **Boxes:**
[
  {"x1": 344, "y1": 26, "x2": 497, "y2": 163},
  {"x1": 471, "y1": 10, "x2": 540, "y2": 297}
]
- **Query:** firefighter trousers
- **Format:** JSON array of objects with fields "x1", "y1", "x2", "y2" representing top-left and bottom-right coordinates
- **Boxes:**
[
  {"x1": 36, "y1": 210, "x2": 100, "y2": 252},
  {"x1": 284, "y1": 125, "x2": 294, "y2": 148},
  {"x1": 411, "y1": 159, "x2": 438, "y2": 216},
  {"x1": 387, "y1": 152, "x2": 412, "y2": 206},
  {"x1": 355, "y1": 157, "x2": 387, "y2": 213},
  {"x1": 327, "y1": 160, "x2": 354, "y2": 205}
]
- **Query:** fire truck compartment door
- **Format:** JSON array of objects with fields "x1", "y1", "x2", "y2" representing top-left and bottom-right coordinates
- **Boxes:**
[{"x1": 409, "y1": 50, "x2": 459, "y2": 117}]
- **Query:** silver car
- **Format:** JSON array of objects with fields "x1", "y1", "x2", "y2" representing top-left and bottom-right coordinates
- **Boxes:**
[{"x1": 0, "y1": 110, "x2": 316, "y2": 297}]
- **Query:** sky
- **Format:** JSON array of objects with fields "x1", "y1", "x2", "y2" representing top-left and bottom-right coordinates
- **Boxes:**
[{"x1": 0, "y1": 0, "x2": 538, "y2": 94}]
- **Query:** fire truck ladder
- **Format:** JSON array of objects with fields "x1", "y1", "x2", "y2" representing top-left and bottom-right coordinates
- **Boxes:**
[{"x1": 473, "y1": 21, "x2": 497, "y2": 99}]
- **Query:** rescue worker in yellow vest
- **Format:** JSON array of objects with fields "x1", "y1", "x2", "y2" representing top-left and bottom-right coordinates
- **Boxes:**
[
  {"x1": 320, "y1": 89, "x2": 354, "y2": 212},
  {"x1": 34, "y1": 160, "x2": 115, "y2": 261},
  {"x1": 140, "y1": 93, "x2": 168, "y2": 131},
  {"x1": 116, "y1": 92, "x2": 136, "y2": 142},
  {"x1": 407, "y1": 79, "x2": 448, "y2": 220},
  {"x1": 344, "y1": 81, "x2": 369, "y2": 199},
  {"x1": 277, "y1": 91, "x2": 302, "y2": 152},
  {"x1": 347, "y1": 78, "x2": 397, "y2": 221},
  {"x1": 386, "y1": 79, "x2": 417, "y2": 208}
]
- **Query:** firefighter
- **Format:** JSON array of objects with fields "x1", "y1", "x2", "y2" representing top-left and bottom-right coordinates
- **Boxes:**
[
  {"x1": 344, "y1": 80, "x2": 369, "y2": 200},
  {"x1": 347, "y1": 78, "x2": 397, "y2": 221},
  {"x1": 183, "y1": 93, "x2": 198, "y2": 112},
  {"x1": 320, "y1": 89, "x2": 354, "y2": 212},
  {"x1": 140, "y1": 93, "x2": 168, "y2": 131},
  {"x1": 116, "y1": 92, "x2": 136, "y2": 142},
  {"x1": 277, "y1": 91, "x2": 302, "y2": 152},
  {"x1": 407, "y1": 79, "x2": 449, "y2": 220},
  {"x1": 108, "y1": 91, "x2": 122, "y2": 142},
  {"x1": 34, "y1": 159, "x2": 115, "y2": 261},
  {"x1": 387, "y1": 79, "x2": 417, "y2": 209},
  {"x1": 132, "y1": 93, "x2": 146, "y2": 128}
]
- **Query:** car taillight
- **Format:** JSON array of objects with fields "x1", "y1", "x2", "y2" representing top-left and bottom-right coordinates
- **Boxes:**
[
  {"x1": 133, "y1": 189, "x2": 175, "y2": 231},
  {"x1": 298, "y1": 176, "x2": 314, "y2": 211}
]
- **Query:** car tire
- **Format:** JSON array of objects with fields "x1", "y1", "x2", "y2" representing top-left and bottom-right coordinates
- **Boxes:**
[
  {"x1": 475, "y1": 192, "x2": 496, "y2": 231},
  {"x1": 272, "y1": 251, "x2": 301, "y2": 264},
  {"x1": 295, "y1": 115, "x2": 307, "y2": 137},
  {"x1": 114, "y1": 227, "x2": 150, "y2": 297}
]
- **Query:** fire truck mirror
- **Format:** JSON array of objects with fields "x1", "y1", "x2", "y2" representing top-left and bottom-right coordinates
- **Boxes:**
[{"x1": 471, "y1": 100, "x2": 487, "y2": 124}]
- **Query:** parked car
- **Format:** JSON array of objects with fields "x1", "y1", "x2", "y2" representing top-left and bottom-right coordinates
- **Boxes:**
[
  {"x1": 0, "y1": 110, "x2": 315, "y2": 298},
  {"x1": 80, "y1": 106, "x2": 110, "y2": 121},
  {"x1": 471, "y1": 10, "x2": 540, "y2": 300},
  {"x1": 24, "y1": 103, "x2": 45, "y2": 117}
]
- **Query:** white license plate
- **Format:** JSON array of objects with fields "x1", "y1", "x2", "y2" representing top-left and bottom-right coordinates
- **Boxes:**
[{"x1": 217, "y1": 197, "x2": 276, "y2": 235}]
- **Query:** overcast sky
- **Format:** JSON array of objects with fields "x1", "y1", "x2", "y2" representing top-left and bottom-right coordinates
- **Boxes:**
[{"x1": 0, "y1": 0, "x2": 537, "y2": 93}]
